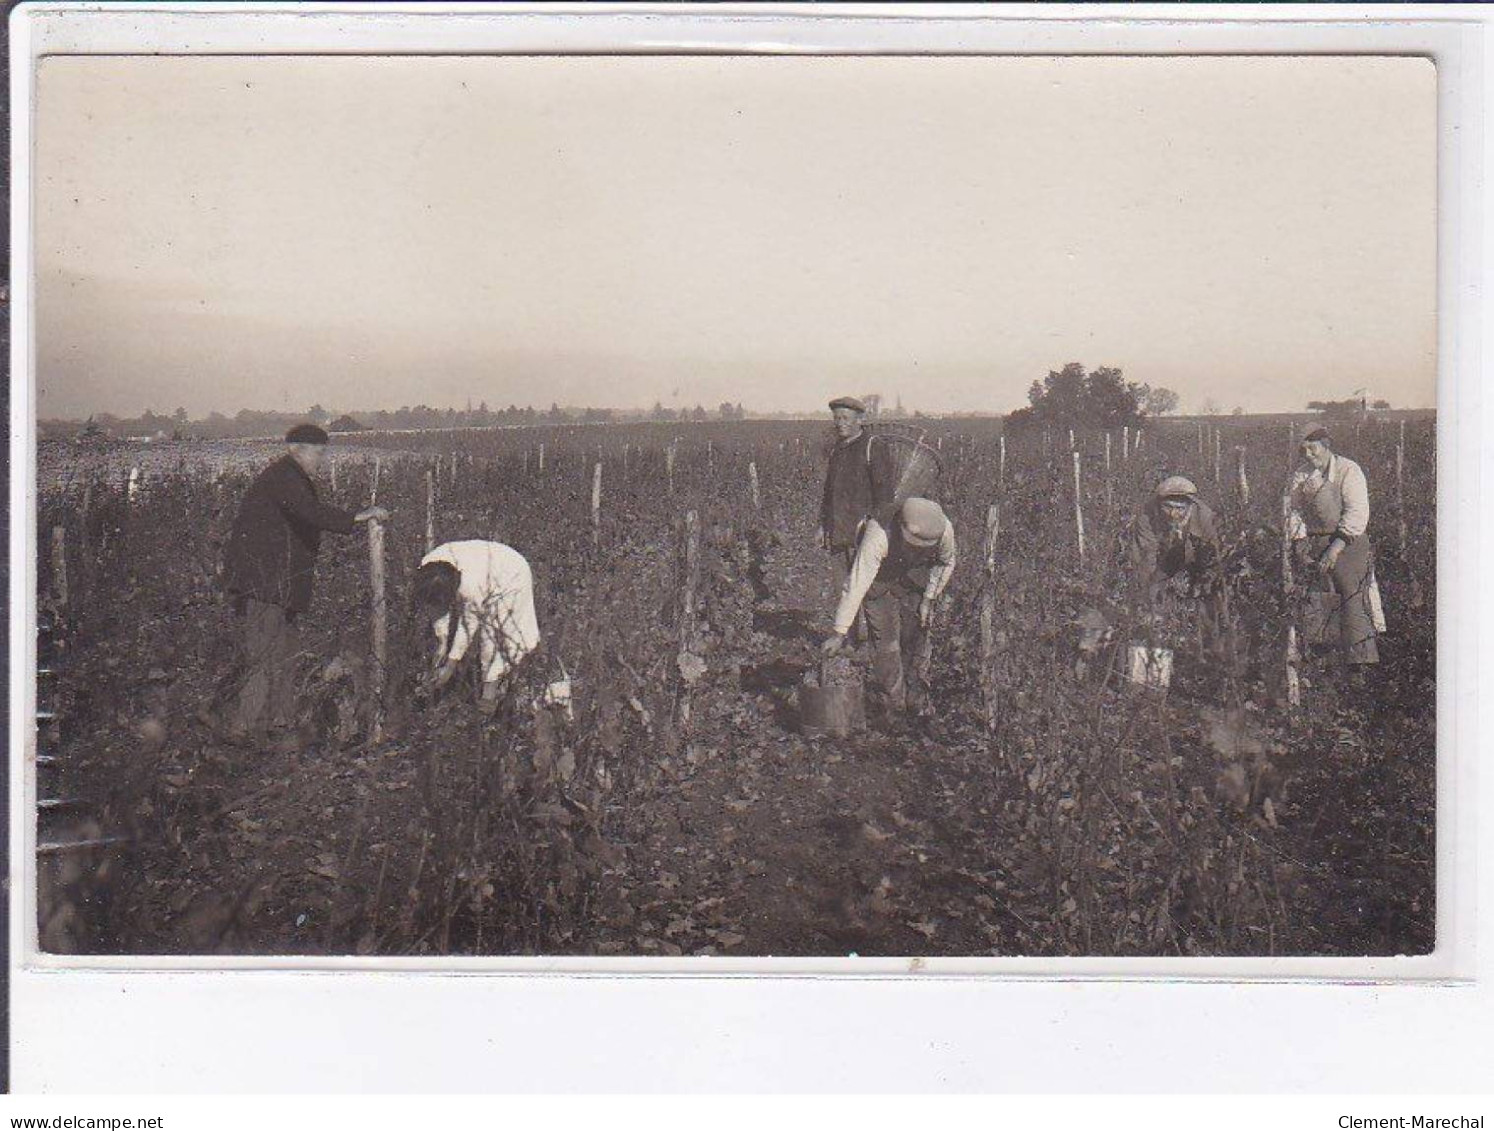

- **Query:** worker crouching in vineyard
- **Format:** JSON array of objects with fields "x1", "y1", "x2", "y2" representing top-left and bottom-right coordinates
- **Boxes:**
[
  {"x1": 1287, "y1": 427, "x2": 1384, "y2": 673},
  {"x1": 1125, "y1": 476, "x2": 1229, "y2": 652},
  {"x1": 822, "y1": 498, "x2": 956, "y2": 729},
  {"x1": 220, "y1": 424, "x2": 388, "y2": 749},
  {"x1": 411, "y1": 539, "x2": 548, "y2": 715}
]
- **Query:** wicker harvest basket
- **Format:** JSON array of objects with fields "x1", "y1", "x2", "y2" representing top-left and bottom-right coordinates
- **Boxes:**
[{"x1": 865, "y1": 426, "x2": 943, "y2": 509}]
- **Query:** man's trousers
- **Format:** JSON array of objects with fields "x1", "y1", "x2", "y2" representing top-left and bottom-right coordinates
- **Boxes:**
[
  {"x1": 863, "y1": 584, "x2": 931, "y2": 715},
  {"x1": 234, "y1": 597, "x2": 299, "y2": 735}
]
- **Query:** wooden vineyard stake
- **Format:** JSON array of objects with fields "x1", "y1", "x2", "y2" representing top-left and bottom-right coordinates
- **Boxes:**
[
  {"x1": 329, "y1": 460, "x2": 338, "y2": 495},
  {"x1": 1281, "y1": 489, "x2": 1300, "y2": 709},
  {"x1": 1236, "y1": 446, "x2": 1250, "y2": 507},
  {"x1": 50, "y1": 526, "x2": 68, "y2": 609},
  {"x1": 1134, "y1": 429, "x2": 1143, "y2": 455},
  {"x1": 1072, "y1": 450, "x2": 1086, "y2": 565},
  {"x1": 980, "y1": 502, "x2": 1001, "y2": 734},
  {"x1": 126, "y1": 467, "x2": 140, "y2": 504},
  {"x1": 591, "y1": 462, "x2": 603, "y2": 546},
  {"x1": 79, "y1": 481, "x2": 93, "y2": 559},
  {"x1": 676, "y1": 510, "x2": 702, "y2": 732},
  {"x1": 538, "y1": 443, "x2": 545, "y2": 474},
  {"x1": 998, "y1": 434, "x2": 1006, "y2": 487},
  {"x1": 1122, "y1": 425, "x2": 1130, "y2": 461},
  {"x1": 707, "y1": 439, "x2": 714, "y2": 468},
  {"x1": 1286, "y1": 421, "x2": 1296, "y2": 470},
  {"x1": 983, "y1": 502, "x2": 1000, "y2": 571},
  {"x1": 425, "y1": 467, "x2": 436, "y2": 553},
  {"x1": 749, "y1": 461, "x2": 761, "y2": 510},
  {"x1": 1285, "y1": 624, "x2": 1301, "y2": 710},
  {"x1": 1197, "y1": 421, "x2": 1205, "y2": 461},
  {"x1": 1103, "y1": 435, "x2": 1114, "y2": 512},
  {"x1": 371, "y1": 458, "x2": 382, "y2": 505},
  {"x1": 368, "y1": 518, "x2": 388, "y2": 742},
  {"x1": 523, "y1": 449, "x2": 530, "y2": 476},
  {"x1": 666, "y1": 442, "x2": 676, "y2": 493},
  {"x1": 1067, "y1": 428, "x2": 1075, "y2": 453},
  {"x1": 1397, "y1": 419, "x2": 1408, "y2": 557}
]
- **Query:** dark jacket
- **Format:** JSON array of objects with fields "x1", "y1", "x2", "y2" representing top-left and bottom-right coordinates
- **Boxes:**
[
  {"x1": 821, "y1": 430, "x2": 877, "y2": 550},
  {"x1": 222, "y1": 454, "x2": 356, "y2": 613},
  {"x1": 1126, "y1": 496, "x2": 1221, "y2": 597}
]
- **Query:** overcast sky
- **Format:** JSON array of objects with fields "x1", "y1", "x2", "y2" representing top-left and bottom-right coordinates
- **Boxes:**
[{"x1": 34, "y1": 54, "x2": 1435, "y2": 419}]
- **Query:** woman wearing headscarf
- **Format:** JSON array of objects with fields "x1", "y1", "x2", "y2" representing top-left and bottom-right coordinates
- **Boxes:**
[{"x1": 1287, "y1": 427, "x2": 1383, "y2": 667}]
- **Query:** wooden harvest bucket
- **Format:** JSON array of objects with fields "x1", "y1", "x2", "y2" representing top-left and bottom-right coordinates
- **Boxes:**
[{"x1": 797, "y1": 659, "x2": 866, "y2": 737}]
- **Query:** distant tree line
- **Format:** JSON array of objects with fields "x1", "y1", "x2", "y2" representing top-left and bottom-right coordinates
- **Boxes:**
[
  {"x1": 1006, "y1": 362, "x2": 1179, "y2": 430},
  {"x1": 650, "y1": 401, "x2": 746, "y2": 422},
  {"x1": 1308, "y1": 397, "x2": 1391, "y2": 418},
  {"x1": 41, "y1": 399, "x2": 760, "y2": 441}
]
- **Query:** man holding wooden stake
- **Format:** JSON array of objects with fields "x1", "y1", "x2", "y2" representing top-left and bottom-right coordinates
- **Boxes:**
[
  {"x1": 822, "y1": 497, "x2": 957, "y2": 729},
  {"x1": 221, "y1": 424, "x2": 388, "y2": 748}
]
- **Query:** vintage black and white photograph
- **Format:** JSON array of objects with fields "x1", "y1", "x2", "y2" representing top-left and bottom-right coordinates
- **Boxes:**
[{"x1": 29, "y1": 53, "x2": 1436, "y2": 960}]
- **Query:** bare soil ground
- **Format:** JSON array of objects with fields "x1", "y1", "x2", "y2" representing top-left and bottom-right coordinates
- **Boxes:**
[{"x1": 40, "y1": 486, "x2": 1433, "y2": 959}]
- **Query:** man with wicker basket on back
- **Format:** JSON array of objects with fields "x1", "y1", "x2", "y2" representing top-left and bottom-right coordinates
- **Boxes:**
[
  {"x1": 820, "y1": 417, "x2": 950, "y2": 731},
  {"x1": 820, "y1": 397, "x2": 879, "y2": 607}
]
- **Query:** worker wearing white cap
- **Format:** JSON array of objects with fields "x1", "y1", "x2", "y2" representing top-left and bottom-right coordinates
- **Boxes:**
[
  {"x1": 1126, "y1": 475, "x2": 1224, "y2": 607},
  {"x1": 823, "y1": 497, "x2": 957, "y2": 725}
]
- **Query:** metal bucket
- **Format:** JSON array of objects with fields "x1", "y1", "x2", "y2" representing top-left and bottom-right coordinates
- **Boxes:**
[{"x1": 1125, "y1": 645, "x2": 1173, "y2": 690}]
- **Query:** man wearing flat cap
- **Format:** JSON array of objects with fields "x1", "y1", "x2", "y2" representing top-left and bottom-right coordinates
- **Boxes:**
[
  {"x1": 1287, "y1": 427, "x2": 1383, "y2": 668},
  {"x1": 1126, "y1": 475, "x2": 1223, "y2": 604},
  {"x1": 823, "y1": 497, "x2": 957, "y2": 727},
  {"x1": 820, "y1": 397, "x2": 878, "y2": 631},
  {"x1": 221, "y1": 424, "x2": 388, "y2": 746},
  {"x1": 1124, "y1": 475, "x2": 1231, "y2": 656}
]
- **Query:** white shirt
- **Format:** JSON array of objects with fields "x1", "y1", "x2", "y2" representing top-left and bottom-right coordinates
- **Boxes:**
[
  {"x1": 1287, "y1": 453, "x2": 1371, "y2": 541},
  {"x1": 421, "y1": 540, "x2": 541, "y2": 683},
  {"x1": 832, "y1": 518, "x2": 957, "y2": 636}
]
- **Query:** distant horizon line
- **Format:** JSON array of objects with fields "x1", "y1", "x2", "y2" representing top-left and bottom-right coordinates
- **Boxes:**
[{"x1": 39, "y1": 405, "x2": 1438, "y2": 429}]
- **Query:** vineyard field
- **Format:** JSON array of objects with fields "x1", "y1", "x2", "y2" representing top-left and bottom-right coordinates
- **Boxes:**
[{"x1": 33, "y1": 413, "x2": 1436, "y2": 958}]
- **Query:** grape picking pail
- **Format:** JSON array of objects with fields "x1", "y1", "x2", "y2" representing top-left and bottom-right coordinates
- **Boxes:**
[
  {"x1": 797, "y1": 660, "x2": 866, "y2": 737},
  {"x1": 1125, "y1": 645, "x2": 1173, "y2": 689}
]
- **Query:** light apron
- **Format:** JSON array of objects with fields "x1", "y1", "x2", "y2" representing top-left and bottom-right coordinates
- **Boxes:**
[{"x1": 1299, "y1": 470, "x2": 1383, "y2": 665}]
